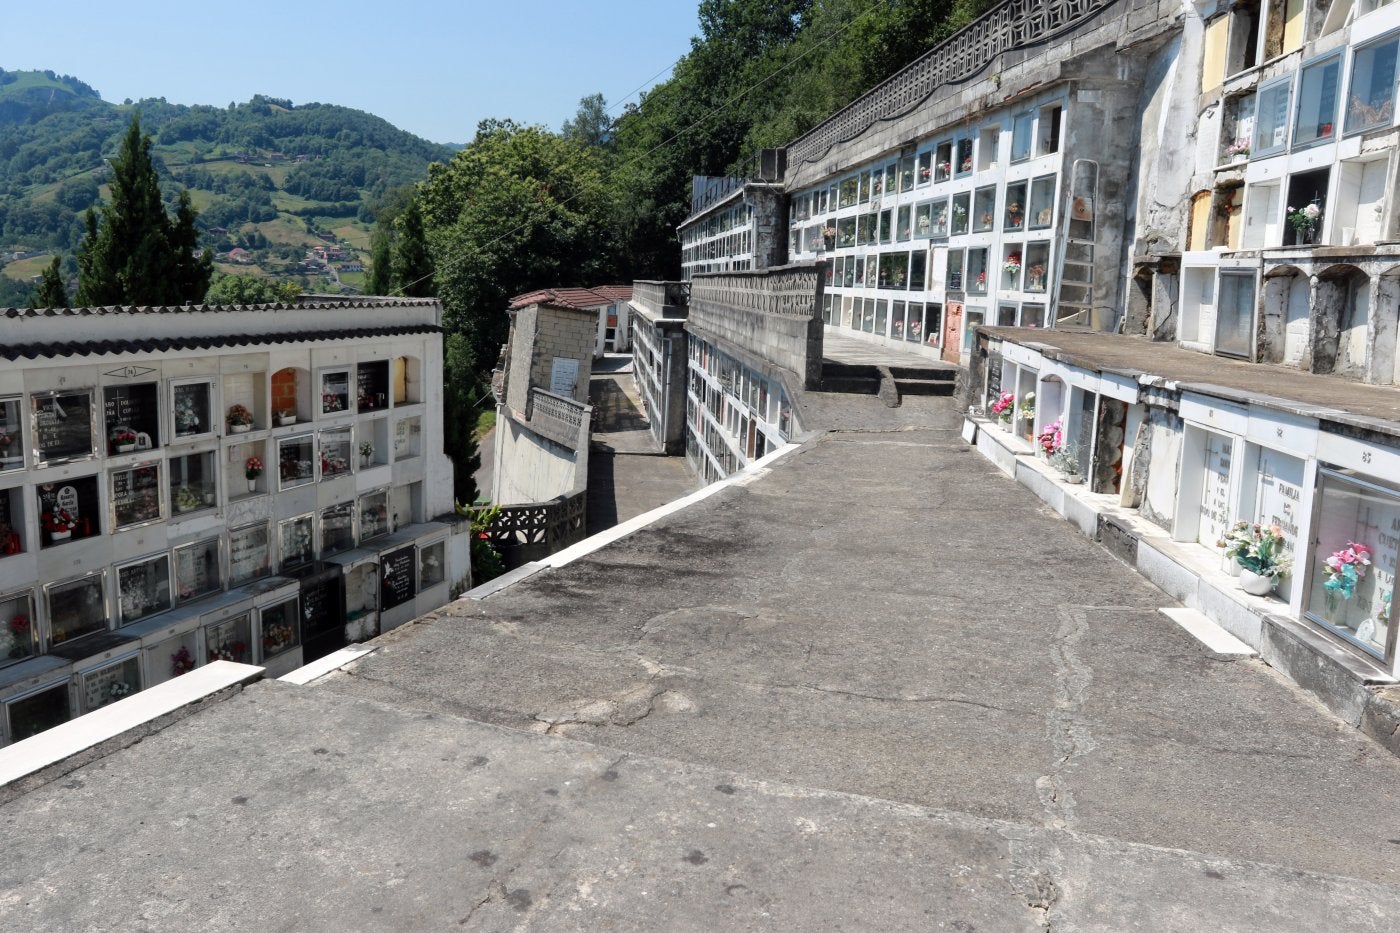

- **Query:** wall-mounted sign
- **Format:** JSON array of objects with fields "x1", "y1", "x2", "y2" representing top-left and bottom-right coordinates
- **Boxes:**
[{"x1": 549, "y1": 358, "x2": 580, "y2": 398}]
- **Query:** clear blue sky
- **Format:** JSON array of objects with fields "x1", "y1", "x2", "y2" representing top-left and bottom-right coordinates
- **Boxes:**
[{"x1": 1, "y1": 1, "x2": 701, "y2": 144}]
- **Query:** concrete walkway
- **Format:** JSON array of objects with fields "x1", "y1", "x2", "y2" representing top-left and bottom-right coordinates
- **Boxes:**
[
  {"x1": 823, "y1": 328, "x2": 957, "y2": 372},
  {"x1": 586, "y1": 369, "x2": 696, "y2": 535},
  {"x1": 4, "y1": 397, "x2": 1400, "y2": 929}
]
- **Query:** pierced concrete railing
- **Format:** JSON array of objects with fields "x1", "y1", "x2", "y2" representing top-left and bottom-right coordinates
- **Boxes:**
[
  {"x1": 471, "y1": 491, "x2": 588, "y2": 570},
  {"x1": 527, "y1": 387, "x2": 590, "y2": 450},
  {"x1": 690, "y1": 267, "x2": 823, "y2": 319},
  {"x1": 786, "y1": 0, "x2": 1113, "y2": 167}
]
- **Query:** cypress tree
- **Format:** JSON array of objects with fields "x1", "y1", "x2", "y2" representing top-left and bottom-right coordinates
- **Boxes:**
[
  {"x1": 29, "y1": 257, "x2": 69, "y2": 309},
  {"x1": 76, "y1": 114, "x2": 210, "y2": 306},
  {"x1": 391, "y1": 196, "x2": 434, "y2": 297},
  {"x1": 366, "y1": 223, "x2": 394, "y2": 295},
  {"x1": 170, "y1": 190, "x2": 214, "y2": 301}
]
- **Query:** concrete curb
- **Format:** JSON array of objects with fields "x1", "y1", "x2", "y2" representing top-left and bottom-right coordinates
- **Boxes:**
[
  {"x1": 461, "y1": 443, "x2": 806, "y2": 603},
  {"x1": 279, "y1": 645, "x2": 377, "y2": 685},
  {"x1": 971, "y1": 415, "x2": 1400, "y2": 760},
  {"x1": 0, "y1": 661, "x2": 264, "y2": 803}
]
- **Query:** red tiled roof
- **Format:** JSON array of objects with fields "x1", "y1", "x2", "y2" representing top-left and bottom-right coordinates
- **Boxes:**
[
  {"x1": 590, "y1": 285, "x2": 633, "y2": 302},
  {"x1": 508, "y1": 285, "x2": 632, "y2": 311}
]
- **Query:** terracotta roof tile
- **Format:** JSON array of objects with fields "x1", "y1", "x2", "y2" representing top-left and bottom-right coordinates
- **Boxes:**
[{"x1": 507, "y1": 286, "x2": 632, "y2": 311}]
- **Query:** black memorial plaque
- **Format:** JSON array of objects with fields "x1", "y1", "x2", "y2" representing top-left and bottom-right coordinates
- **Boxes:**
[
  {"x1": 380, "y1": 547, "x2": 416, "y2": 610},
  {"x1": 103, "y1": 384, "x2": 160, "y2": 452},
  {"x1": 301, "y1": 576, "x2": 340, "y2": 638},
  {"x1": 985, "y1": 352, "x2": 1002, "y2": 404}
]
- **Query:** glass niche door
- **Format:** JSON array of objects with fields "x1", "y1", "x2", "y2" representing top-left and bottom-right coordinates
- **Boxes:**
[
  {"x1": 1214, "y1": 272, "x2": 1256, "y2": 359},
  {"x1": 1304, "y1": 469, "x2": 1400, "y2": 664}
]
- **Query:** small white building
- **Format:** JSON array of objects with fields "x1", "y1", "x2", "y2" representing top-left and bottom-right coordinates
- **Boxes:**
[{"x1": 0, "y1": 298, "x2": 470, "y2": 745}]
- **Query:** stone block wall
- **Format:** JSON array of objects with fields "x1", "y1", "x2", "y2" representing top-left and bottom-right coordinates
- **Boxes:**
[
  {"x1": 504, "y1": 302, "x2": 597, "y2": 412},
  {"x1": 527, "y1": 305, "x2": 596, "y2": 404}
]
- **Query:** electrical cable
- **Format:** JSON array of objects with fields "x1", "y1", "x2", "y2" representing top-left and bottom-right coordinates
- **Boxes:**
[{"x1": 389, "y1": 0, "x2": 892, "y2": 298}]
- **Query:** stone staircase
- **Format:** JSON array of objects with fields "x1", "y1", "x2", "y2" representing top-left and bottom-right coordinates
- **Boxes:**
[{"x1": 819, "y1": 361, "x2": 957, "y2": 405}]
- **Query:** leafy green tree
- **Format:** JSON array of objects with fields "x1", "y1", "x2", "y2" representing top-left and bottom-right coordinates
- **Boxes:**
[
  {"x1": 205, "y1": 273, "x2": 300, "y2": 304},
  {"x1": 364, "y1": 186, "x2": 413, "y2": 295},
  {"x1": 75, "y1": 115, "x2": 211, "y2": 305},
  {"x1": 415, "y1": 122, "x2": 615, "y2": 503},
  {"x1": 170, "y1": 190, "x2": 214, "y2": 301},
  {"x1": 561, "y1": 93, "x2": 614, "y2": 149},
  {"x1": 29, "y1": 257, "x2": 69, "y2": 308}
]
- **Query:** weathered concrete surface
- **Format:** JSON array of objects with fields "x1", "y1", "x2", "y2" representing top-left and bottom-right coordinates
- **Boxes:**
[
  {"x1": 322, "y1": 402, "x2": 1400, "y2": 893},
  {"x1": 586, "y1": 371, "x2": 696, "y2": 534},
  {"x1": 472, "y1": 425, "x2": 494, "y2": 503},
  {"x1": 5, "y1": 397, "x2": 1400, "y2": 929},
  {"x1": 3, "y1": 682, "x2": 1398, "y2": 932}
]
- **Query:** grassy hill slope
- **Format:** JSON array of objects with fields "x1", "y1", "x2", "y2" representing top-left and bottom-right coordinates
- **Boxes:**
[{"x1": 0, "y1": 69, "x2": 454, "y2": 297}]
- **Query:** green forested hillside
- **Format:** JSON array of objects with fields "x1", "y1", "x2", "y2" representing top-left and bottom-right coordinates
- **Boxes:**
[{"x1": 0, "y1": 68, "x2": 455, "y2": 297}]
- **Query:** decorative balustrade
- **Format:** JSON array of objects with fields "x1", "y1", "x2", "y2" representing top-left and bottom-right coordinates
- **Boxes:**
[
  {"x1": 689, "y1": 267, "x2": 822, "y2": 319},
  {"x1": 688, "y1": 264, "x2": 825, "y2": 389},
  {"x1": 527, "y1": 387, "x2": 590, "y2": 450},
  {"x1": 473, "y1": 490, "x2": 587, "y2": 569},
  {"x1": 490, "y1": 368, "x2": 505, "y2": 403},
  {"x1": 786, "y1": 0, "x2": 1114, "y2": 167},
  {"x1": 631, "y1": 280, "x2": 691, "y2": 319}
]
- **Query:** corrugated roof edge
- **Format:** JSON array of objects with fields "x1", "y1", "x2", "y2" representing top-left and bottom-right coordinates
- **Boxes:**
[
  {"x1": 0, "y1": 324, "x2": 442, "y2": 362},
  {"x1": 0, "y1": 298, "x2": 441, "y2": 318}
]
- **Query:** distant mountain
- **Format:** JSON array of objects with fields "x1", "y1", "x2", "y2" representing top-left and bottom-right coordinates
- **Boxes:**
[{"x1": 0, "y1": 68, "x2": 455, "y2": 296}]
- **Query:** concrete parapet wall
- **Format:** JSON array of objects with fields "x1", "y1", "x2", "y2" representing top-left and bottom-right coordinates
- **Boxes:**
[
  {"x1": 492, "y1": 415, "x2": 583, "y2": 506},
  {"x1": 631, "y1": 281, "x2": 690, "y2": 320},
  {"x1": 784, "y1": 0, "x2": 1178, "y2": 190},
  {"x1": 689, "y1": 264, "x2": 825, "y2": 389}
]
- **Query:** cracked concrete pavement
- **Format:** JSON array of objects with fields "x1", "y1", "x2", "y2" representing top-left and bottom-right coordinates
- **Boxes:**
[{"x1": 4, "y1": 395, "x2": 1400, "y2": 929}]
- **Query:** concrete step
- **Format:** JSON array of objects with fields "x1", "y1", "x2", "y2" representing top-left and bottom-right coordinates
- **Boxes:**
[
  {"x1": 887, "y1": 365, "x2": 956, "y2": 381},
  {"x1": 819, "y1": 375, "x2": 881, "y2": 394},
  {"x1": 893, "y1": 379, "x2": 956, "y2": 397},
  {"x1": 820, "y1": 362, "x2": 882, "y2": 394}
]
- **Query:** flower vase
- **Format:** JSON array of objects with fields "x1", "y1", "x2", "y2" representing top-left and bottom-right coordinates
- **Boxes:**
[
  {"x1": 361, "y1": 455, "x2": 372, "y2": 469},
  {"x1": 1225, "y1": 558, "x2": 1242, "y2": 577},
  {"x1": 1239, "y1": 569, "x2": 1274, "y2": 597},
  {"x1": 998, "y1": 416, "x2": 1012, "y2": 432},
  {"x1": 277, "y1": 414, "x2": 296, "y2": 427},
  {"x1": 51, "y1": 530, "x2": 70, "y2": 542},
  {"x1": 231, "y1": 423, "x2": 250, "y2": 434},
  {"x1": 247, "y1": 478, "x2": 257, "y2": 494},
  {"x1": 117, "y1": 443, "x2": 135, "y2": 454}
]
